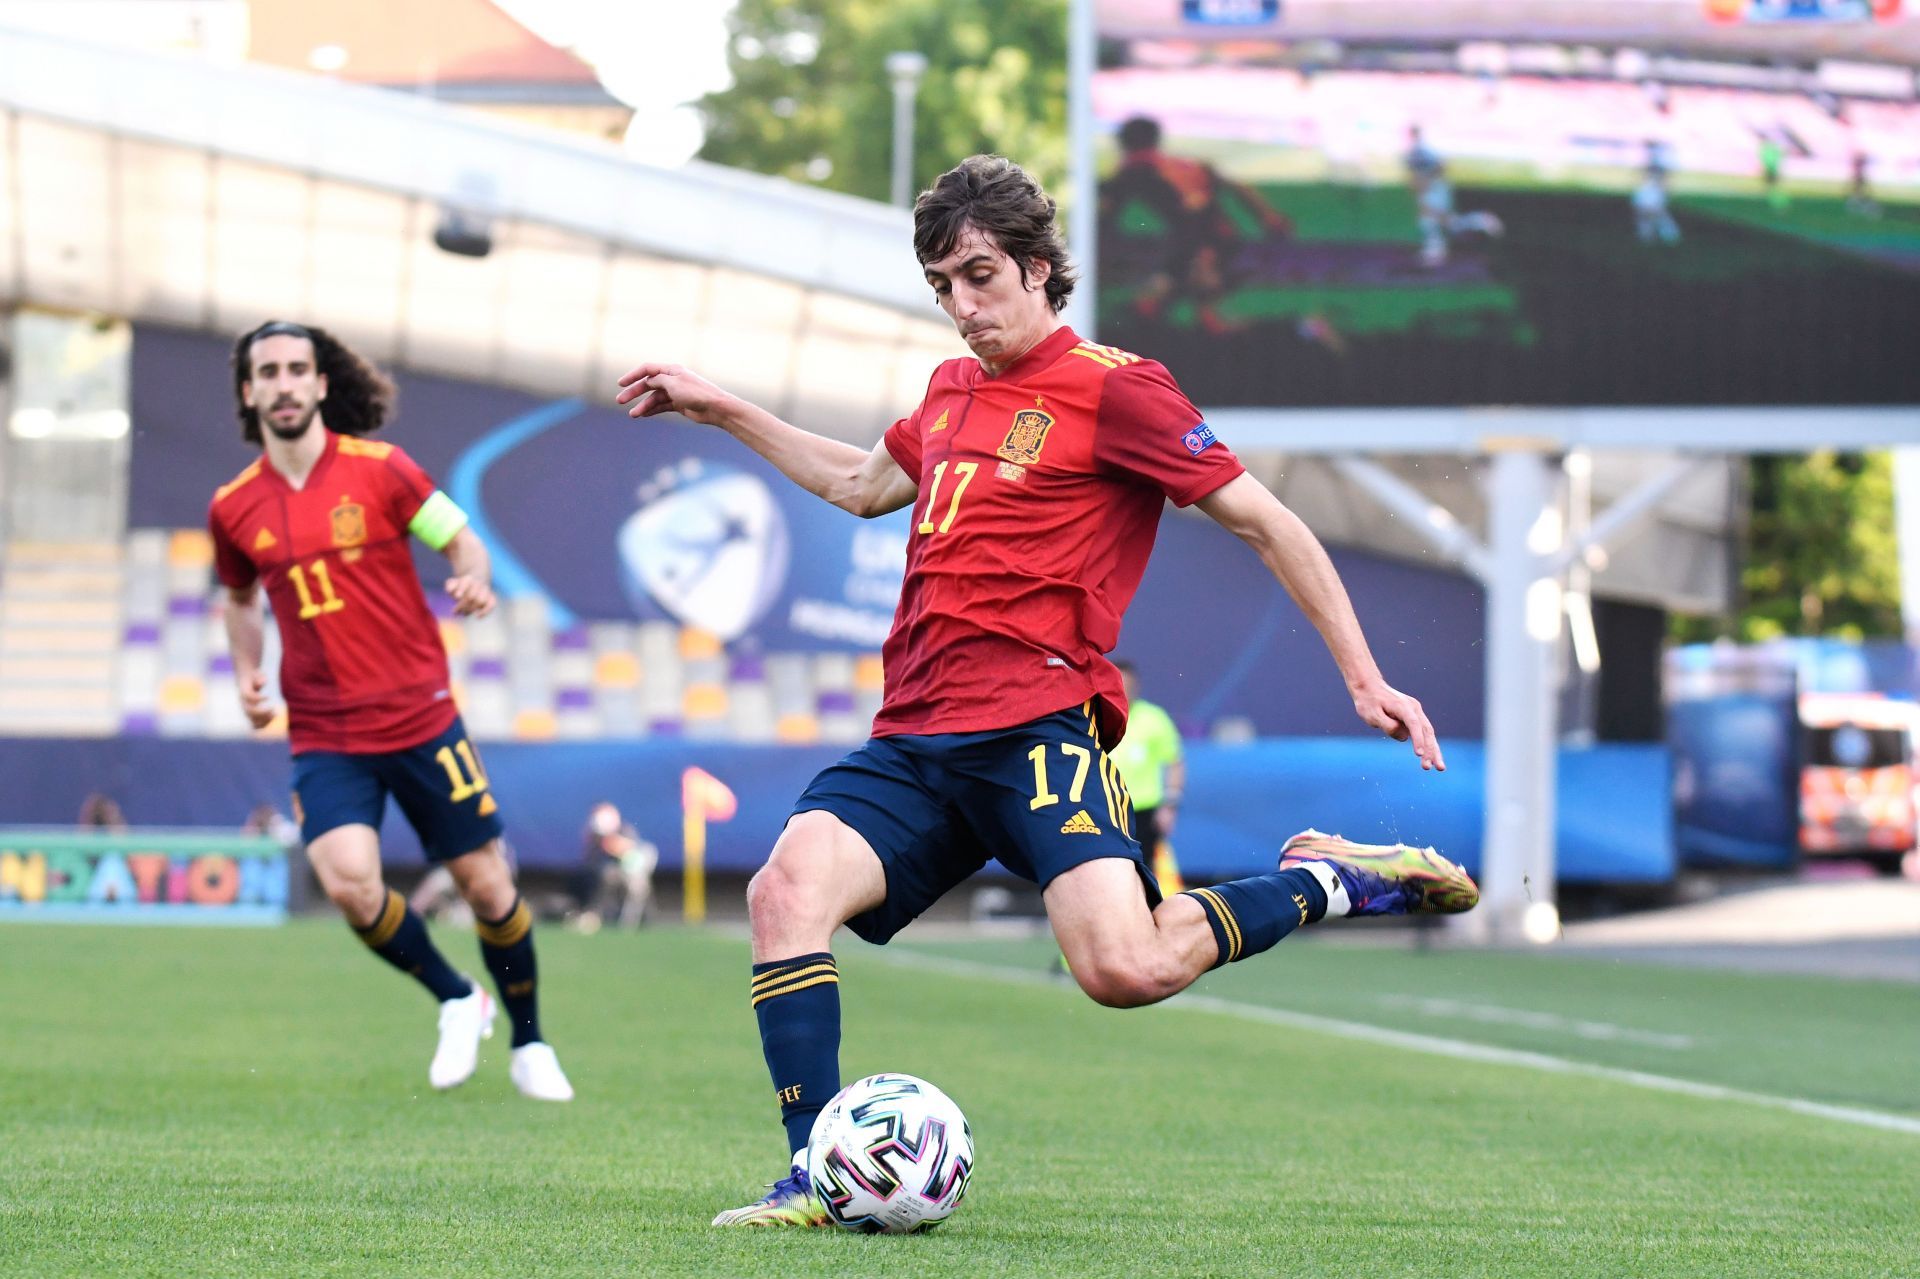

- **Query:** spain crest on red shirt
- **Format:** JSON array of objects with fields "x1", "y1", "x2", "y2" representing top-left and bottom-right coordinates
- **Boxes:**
[
  {"x1": 330, "y1": 497, "x2": 367, "y2": 548},
  {"x1": 998, "y1": 407, "x2": 1055, "y2": 466}
]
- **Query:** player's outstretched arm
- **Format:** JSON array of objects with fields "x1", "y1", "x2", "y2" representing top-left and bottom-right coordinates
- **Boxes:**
[
  {"x1": 615, "y1": 363, "x2": 917, "y2": 517},
  {"x1": 222, "y1": 584, "x2": 278, "y2": 730},
  {"x1": 440, "y1": 527, "x2": 496, "y2": 618},
  {"x1": 1197, "y1": 473, "x2": 1445, "y2": 771}
]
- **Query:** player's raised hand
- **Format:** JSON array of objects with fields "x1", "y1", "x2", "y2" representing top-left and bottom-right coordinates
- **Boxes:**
[
  {"x1": 238, "y1": 669, "x2": 277, "y2": 730},
  {"x1": 615, "y1": 363, "x2": 733, "y2": 426},
  {"x1": 1352, "y1": 680, "x2": 1445, "y2": 772},
  {"x1": 444, "y1": 574, "x2": 495, "y2": 618}
]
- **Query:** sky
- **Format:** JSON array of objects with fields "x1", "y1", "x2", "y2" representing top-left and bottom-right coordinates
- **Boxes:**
[{"x1": 491, "y1": 0, "x2": 738, "y2": 166}]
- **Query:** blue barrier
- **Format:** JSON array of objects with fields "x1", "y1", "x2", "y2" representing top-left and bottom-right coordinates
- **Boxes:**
[{"x1": 0, "y1": 737, "x2": 1673, "y2": 884}]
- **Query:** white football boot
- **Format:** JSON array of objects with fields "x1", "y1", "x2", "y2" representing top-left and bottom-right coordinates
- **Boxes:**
[
  {"x1": 510, "y1": 1042, "x2": 575, "y2": 1102},
  {"x1": 428, "y1": 982, "x2": 495, "y2": 1090}
]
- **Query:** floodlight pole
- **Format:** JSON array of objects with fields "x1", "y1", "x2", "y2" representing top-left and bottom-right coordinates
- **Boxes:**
[
  {"x1": 887, "y1": 51, "x2": 928, "y2": 208},
  {"x1": 1066, "y1": 0, "x2": 1098, "y2": 336},
  {"x1": 1475, "y1": 449, "x2": 1563, "y2": 942}
]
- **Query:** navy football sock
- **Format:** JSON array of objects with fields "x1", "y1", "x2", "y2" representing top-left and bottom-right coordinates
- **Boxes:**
[
  {"x1": 752, "y1": 953, "x2": 842, "y2": 1157},
  {"x1": 1183, "y1": 868, "x2": 1329, "y2": 969},
  {"x1": 354, "y1": 888, "x2": 472, "y2": 1002},
  {"x1": 477, "y1": 896, "x2": 542, "y2": 1048}
]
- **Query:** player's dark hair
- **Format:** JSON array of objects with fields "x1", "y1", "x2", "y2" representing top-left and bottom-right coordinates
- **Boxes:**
[
  {"x1": 1117, "y1": 117, "x2": 1161, "y2": 153},
  {"x1": 913, "y1": 155, "x2": 1077, "y2": 314},
  {"x1": 231, "y1": 320, "x2": 396, "y2": 444}
]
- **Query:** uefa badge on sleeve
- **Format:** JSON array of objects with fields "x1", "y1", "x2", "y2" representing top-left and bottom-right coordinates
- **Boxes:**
[{"x1": 1182, "y1": 422, "x2": 1218, "y2": 457}]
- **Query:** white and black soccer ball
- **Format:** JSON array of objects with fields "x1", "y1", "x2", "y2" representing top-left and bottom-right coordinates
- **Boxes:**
[{"x1": 805, "y1": 1073, "x2": 974, "y2": 1234}]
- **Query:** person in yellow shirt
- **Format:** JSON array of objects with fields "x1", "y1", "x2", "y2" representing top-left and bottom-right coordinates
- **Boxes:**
[{"x1": 1110, "y1": 660, "x2": 1186, "y2": 893}]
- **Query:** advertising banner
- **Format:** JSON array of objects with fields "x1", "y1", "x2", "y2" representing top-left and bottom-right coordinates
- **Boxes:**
[
  {"x1": 479, "y1": 408, "x2": 912, "y2": 648},
  {"x1": 0, "y1": 832, "x2": 288, "y2": 925},
  {"x1": 0, "y1": 739, "x2": 1671, "y2": 884}
]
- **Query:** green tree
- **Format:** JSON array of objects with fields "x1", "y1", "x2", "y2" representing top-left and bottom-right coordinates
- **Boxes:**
[
  {"x1": 1676, "y1": 452, "x2": 1903, "y2": 642},
  {"x1": 695, "y1": 0, "x2": 1069, "y2": 205}
]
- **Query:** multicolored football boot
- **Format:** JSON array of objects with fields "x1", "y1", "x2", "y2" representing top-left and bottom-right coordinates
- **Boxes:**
[
  {"x1": 711, "y1": 1166, "x2": 831, "y2": 1228},
  {"x1": 1280, "y1": 829, "x2": 1480, "y2": 916}
]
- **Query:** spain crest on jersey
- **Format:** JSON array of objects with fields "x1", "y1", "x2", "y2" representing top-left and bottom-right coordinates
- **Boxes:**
[
  {"x1": 330, "y1": 498, "x2": 367, "y2": 548},
  {"x1": 998, "y1": 407, "x2": 1055, "y2": 466}
]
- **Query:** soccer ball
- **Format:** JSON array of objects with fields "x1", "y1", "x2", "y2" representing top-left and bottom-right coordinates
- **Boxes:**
[{"x1": 804, "y1": 1073, "x2": 974, "y2": 1233}]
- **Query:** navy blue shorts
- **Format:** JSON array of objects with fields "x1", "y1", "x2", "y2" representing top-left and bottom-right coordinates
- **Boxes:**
[
  {"x1": 793, "y1": 704, "x2": 1161, "y2": 945},
  {"x1": 291, "y1": 715, "x2": 504, "y2": 863}
]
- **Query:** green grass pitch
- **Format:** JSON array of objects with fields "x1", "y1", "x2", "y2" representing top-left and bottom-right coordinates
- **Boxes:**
[{"x1": 3, "y1": 920, "x2": 1915, "y2": 1277}]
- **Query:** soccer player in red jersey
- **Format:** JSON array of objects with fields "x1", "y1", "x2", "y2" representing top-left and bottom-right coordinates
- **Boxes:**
[
  {"x1": 210, "y1": 320, "x2": 572, "y2": 1101},
  {"x1": 616, "y1": 157, "x2": 1478, "y2": 1225}
]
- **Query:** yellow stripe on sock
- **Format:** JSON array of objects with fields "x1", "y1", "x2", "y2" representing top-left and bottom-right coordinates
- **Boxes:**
[
  {"x1": 357, "y1": 889, "x2": 406, "y2": 948},
  {"x1": 750, "y1": 960, "x2": 838, "y2": 993},
  {"x1": 476, "y1": 898, "x2": 531, "y2": 947},
  {"x1": 750, "y1": 960, "x2": 837, "y2": 990},
  {"x1": 1190, "y1": 887, "x2": 1243, "y2": 963},
  {"x1": 750, "y1": 972, "x2": 841, "y2": 1007},
  {"x1": 1202, "y1": 887, "x2": 1245, "y2": 962}
]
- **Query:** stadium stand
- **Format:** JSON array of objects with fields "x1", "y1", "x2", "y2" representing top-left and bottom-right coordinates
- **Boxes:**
[
  {"x1": 1092, "y1": 68, "x2": 1920, "y2": 188},
  {"x1": 0, "y1": 528, "x2": 887, "y2": 745},
  {"x1": 0, "y1": 540, "x2": 124, "y2": 735}
]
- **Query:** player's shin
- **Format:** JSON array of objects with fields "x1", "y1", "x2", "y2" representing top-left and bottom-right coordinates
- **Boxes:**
[
  {"x1": 476, "y1": 895, "x2": 543, "y2": 1047},
  {"x1": 1181, "y1": 867, "x2": 1331, "y2": 968},
  {"x1": 751, "y1": 953, "x2": 842, "y2": 1157},
  {"x1": 353, "y1": 888, "x2": 474, "y2": 1001}
]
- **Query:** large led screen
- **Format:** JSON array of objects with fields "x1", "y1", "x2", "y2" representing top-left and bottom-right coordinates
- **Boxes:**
[{"x1": 1091, "y1": 0, "x2": 1920, "y2": 407}]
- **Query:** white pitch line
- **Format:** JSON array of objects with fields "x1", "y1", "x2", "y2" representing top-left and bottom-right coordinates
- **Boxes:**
[
  {"x1": 1375, "y1": 993, "x2": 1697, "y2": 1050},
  {"x1": 880, "y1": 949, "x2": 1920, "y2": 1139}
]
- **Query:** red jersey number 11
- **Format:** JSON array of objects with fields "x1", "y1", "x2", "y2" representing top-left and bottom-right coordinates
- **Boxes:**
[{"x1": 287, "y1": 558, "x2": 346, "y2": 620}]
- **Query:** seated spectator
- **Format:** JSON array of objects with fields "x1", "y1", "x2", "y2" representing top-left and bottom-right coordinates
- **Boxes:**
[
  {"x1": 242, "y1": 803, "x2": 302, "y2": 852},
  {"x1": 574, "y1": 802, "x2": 659, "y2": 931},
  {"x1": 412, "y1": 838, "x2": 520, "y2": 927},
  {"x1": 77, "y1": 792, "x2": 129, "y2": 833}
]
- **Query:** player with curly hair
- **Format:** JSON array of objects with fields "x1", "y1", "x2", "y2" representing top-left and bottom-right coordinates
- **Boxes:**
[{"x1": 209, "y1": 320, "x2": 573, "y2": 1101}]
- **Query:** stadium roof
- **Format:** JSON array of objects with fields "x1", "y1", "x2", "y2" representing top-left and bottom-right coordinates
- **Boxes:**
[{"x1": 0, "y1": 24, "x2": 963, "y2": 440}]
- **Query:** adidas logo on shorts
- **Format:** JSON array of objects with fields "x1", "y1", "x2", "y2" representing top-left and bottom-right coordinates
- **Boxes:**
[{"x1": 1060, "y1": 810, "x2": 1101, "y2": 835}]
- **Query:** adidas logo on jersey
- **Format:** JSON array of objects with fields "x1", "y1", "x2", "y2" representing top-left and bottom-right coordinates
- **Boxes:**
[
  {"x1": 929, "y1": 409, "x2": 949, "y2": 432},
  {"x1": 252, "y1": 528, "x2": 277, "y2": 551},
  {"x1": 1060, "y1": 810, "x2": 1101, "y2": 835}
]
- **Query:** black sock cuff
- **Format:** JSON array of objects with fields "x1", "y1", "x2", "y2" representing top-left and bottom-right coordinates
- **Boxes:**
[
  {"x1": 750, "y1": 953, "x2": 838, "y2": 1007},
  {"x1": 476, "y1": 896, "x2": 531, "y2": 947},
  {"x1": 1183, "y1": 888, "x2": 1244, "y2": 968},
  {"x1": 354, "y1": 888, "x2": 407, "y2": 947}
]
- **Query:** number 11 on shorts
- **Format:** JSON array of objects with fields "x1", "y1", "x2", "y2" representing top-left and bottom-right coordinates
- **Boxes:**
[{"x1": 435, "y1": 739, "x2": 490, "y2": 802}]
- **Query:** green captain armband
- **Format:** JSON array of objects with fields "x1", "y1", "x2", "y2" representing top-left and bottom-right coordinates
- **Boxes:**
[{"x1": 408, "y1": 490, "x2": 469, "y2": 551}]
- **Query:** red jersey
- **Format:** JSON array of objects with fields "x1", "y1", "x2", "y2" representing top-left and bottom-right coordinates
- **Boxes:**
[
  {"x1": 877, "y1": 326, "x2": 1243, "y2": 744},
  {"x1": 208, "y1": 431, "x2": 457, "y2": 755}
]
